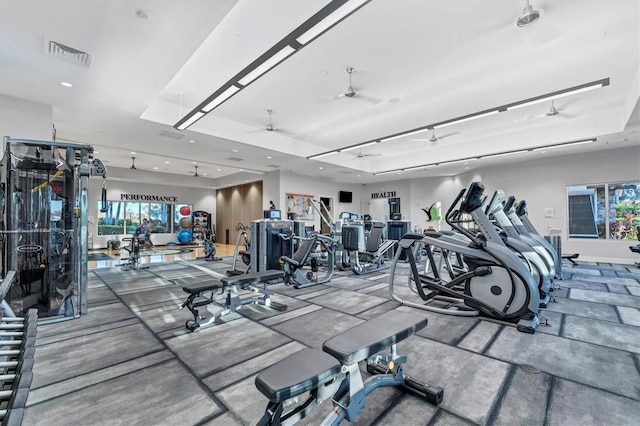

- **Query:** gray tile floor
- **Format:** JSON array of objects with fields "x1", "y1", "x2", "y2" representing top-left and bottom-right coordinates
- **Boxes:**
[{"x1": 24, "y1": 258, "x2": 640, "y2": 425}]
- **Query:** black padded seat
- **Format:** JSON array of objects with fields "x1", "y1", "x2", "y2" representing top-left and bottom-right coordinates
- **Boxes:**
[
  {"x1": 182, "y1": 281, "x2": 223, "y2": 294},
  {"x1": 281, "y1": 238, "x2": 317, "y2": 268},
  {"x1": 255, "y1": 348, "x2": 342, "y2": 403},
  {"x1": 365, "y1": 222, "x2": 384, "y2": 252},
  {"x1": 323, "y1": 311, "x2": 427, "y2": 365},
  {"x1": 220, "y1": 270, "x2": 284, "y2": 286}
]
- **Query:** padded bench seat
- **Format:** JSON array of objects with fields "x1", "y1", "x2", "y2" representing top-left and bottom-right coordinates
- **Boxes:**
[
  {"x1": 256, "y1": 310, "x2": 428, "y2": 403},
  {"x1": 255, "y1": 348, "x2": 342, "y2": 403},
  {"x1": 220, "y1": 270, "x2": 284, "y2": 286},
  {"x1": 181, "y1": 280, "x2": 223, "y2": 294},
  {"x1": 323, "y1": 311, "x2": 428, "y2": 365}
]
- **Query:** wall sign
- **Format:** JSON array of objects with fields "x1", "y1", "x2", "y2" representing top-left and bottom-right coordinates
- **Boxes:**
[
  {"x1": 371, "y1": 191, "x2": 396, "y2": 199},
  {"x1": 120, "y1": 193, "x2": 178, "y2": 202}
]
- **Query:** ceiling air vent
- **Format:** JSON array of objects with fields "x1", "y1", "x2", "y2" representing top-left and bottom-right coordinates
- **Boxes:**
[
  {"x1": 159, "y1": 130, "x2": 185, "y2": 140},
  {"x1": 44, "y1": 38, "x2": 94, "y2": 68},
  {"x1": 227, "y1": 157, "x2": 244, "y2": 162},
  {"x1": 266, "y1": 164, "x2": 281, "y2": 168}
]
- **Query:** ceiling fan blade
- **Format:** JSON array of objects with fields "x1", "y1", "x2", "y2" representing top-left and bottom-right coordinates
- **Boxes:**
[{"x1": 438, "y1": 131, "x2": 461, "y2": 139}]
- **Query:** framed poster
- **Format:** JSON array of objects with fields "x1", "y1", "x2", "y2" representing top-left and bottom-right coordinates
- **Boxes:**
[{"x1": 285, "y1": 193, "x2": 315, "y2": 220}]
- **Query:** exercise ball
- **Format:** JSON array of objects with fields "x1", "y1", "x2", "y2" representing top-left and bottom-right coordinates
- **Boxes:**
[
  {"x1": 179, "y1": 217, "x2": 193, "y2": 228},
  {"x1": 177, "y1": 230, "x2": 192, "y2": 244},
  {"x1": 180, "y1": 205, "x2": 191, "y2": 216}
]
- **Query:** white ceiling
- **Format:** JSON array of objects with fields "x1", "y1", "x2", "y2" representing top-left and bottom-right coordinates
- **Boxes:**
[{"x1": 1, "y1": 0, "x2": 638, "y2": 187}]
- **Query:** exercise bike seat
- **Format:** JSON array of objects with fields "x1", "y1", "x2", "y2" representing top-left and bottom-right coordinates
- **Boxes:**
[
  {"x1": 323, "y1": 311, "x2": 427, "y2": 365},
  {"x1": 255, "y1": 348, "x2": 342, "y2": 403}
]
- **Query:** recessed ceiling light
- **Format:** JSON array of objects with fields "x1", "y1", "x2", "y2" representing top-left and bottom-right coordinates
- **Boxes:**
[
  {"x1": 164, "y1": 161, "x2": 170, "y2": 164},
  {"x1": 93, "y1": 151, "x2": 99, "y2": 154},
  {"x1": 192, "y1": 161, "x2": 197, "y2": 164},
  {"x1": 203, "y1": 173, "x2": 207, "y2": 176},
  {"x1": 232, "y1": 149, "x2": 239, "y2": 153},
  {"x1": 131, "y1": 151, "x2": 136, "y2": 155},
  {"x1": 217, "y1": 168, "x2": 221, "y2": 171},
  {"x1": 153, "y1": 167, "x2": 158, "y2": 170},
  {"x1": 267, "y1": 156, "x2": 272, "y2": 159},
  {"x1": 239, "y1": 169, "x2": 244, "y2": 171},
  {"x1": 319, "y1": 167, "x2": 323, "y2": 170},
  {"x1": 188, "y1": 140, "x2": 195, "y2": 143},
  {"x1": 61, "y1": 82, "x2": 72, "y2": 87}
]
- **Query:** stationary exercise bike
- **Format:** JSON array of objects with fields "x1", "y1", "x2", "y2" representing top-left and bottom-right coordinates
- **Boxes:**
[{"x1": 198, "y1": 229, "x2": 222, "y2": 261}]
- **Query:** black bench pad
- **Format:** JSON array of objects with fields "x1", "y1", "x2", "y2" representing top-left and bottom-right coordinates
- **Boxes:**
[
  {"x1": 220, "y1": 270, "x2": 284, "y2": 286},
  {"x1": 182, "y1": 280, "x2": 223, "y2": 294},
  {"x1": 323, "y1": 311, "x2": 428, "y2": 365},
  {"x1": 255, "y1": 348, "x2": 341, "y2": 403}
]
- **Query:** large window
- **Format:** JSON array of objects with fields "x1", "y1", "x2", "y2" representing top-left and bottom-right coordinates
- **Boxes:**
[
  {"x1": 568, "y1": 181, "x2": 639, "y2": 240},
  {"x1": 97, "y1": 201, "x2": 174, "y2": 235}
]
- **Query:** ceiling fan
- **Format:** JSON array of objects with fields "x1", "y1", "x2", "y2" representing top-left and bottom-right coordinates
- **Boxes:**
[
  {"x1": 130, "y1": 156, "x2": 137, "y2": 170},
  {"x1": 410, "y1": 129, "x2": 460, "y2": 143},
  {"x1": 335, "y1": 67, "x2": 382, "y2": 104},
  {"x1": 353, "y1": 148, "x2": 382, "y2": 159},
  {"x1": 514, "y1": 100, "x2": 576, "y2": 123}
]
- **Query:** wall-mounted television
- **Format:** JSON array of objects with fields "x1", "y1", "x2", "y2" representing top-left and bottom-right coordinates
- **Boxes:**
[{"x1": 339, "y1": 190, "x2": 353, "y2": 203}]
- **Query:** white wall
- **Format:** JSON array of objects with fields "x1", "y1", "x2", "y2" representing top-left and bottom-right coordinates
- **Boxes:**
[
  {"x1": 0, "y1": 94, "x2": 53, "y2": 145},
  {"x1": 279, "y1": 171, "x2": 365, "y2": 231},
  {"x1": 88, "y1": 175, "x2": 216, "y2": 248},
  {"x1": 362, "y1": 179, "x2": 412, "y2": 223},
  {"x1": 262, "y1": 169, "x2": 280, "y2": 211},
  {"x1": 409, "y1": 146, "x2": 640, "y2": 264}
]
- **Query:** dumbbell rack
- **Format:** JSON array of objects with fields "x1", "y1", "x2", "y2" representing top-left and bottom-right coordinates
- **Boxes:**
[{"x1": 0, "y1": 308, "x2": 38, "y2": 425}]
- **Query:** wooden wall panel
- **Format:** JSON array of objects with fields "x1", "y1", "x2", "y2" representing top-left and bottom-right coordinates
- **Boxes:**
[{"x1": 216, "y1": 181, "x2": 262, "y2": 246}]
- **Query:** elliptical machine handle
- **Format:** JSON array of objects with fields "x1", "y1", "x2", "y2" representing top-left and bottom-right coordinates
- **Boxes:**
[
  {"x1": 445, "y1": 188, "x2": 467, "y2": 226},
  {"x1": 503, "y1": 195, "x2": 516, "y2": 212},
  {"x1": 515, "y1": 200, "x2": 527, "y2": 217},
  {"x1": 459, "y1": 182, "x2": 485, "y2": 214}
]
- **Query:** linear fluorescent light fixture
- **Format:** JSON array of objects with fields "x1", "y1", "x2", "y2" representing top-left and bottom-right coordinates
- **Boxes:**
[
  {"x1": 339, "y1": 141, "x2": 379, "y2": 152},
  {"x1": 296, "y1": 0, "x2": 369, "y2": 45},
  {"x1": 237, "y1": 45, "x2": 296, "y2": 86},
  {"x1": 372, "y1": 138, "x2": 598, "y2": 176},
  {"x1": 531, "y1": 138, "x2": 596, "y2": 151},
  {"x1": 380, "y1": 127, "x2": 430, "y2": 142},
  {"x1": 202, "y1": 85, "x2": 240, "y2": 112},
  {"x1": 479, "y1": 150, "x2": 529, "y2": 160},
  {"x1": 433, "y1": 110, "x2": 500, "y2": 129},
  {"x1": 308, "y1": 151, "x2": 339, "y2": 160},
  {"x1": 176, "y1": 111, "x2": 206, "y2": 131},
  {"x1": 174, "y1": 0, "x2": 371, "y2": 131},
  {"x1": 506, "y1": 79, "x2": 609, "y2": 111}
]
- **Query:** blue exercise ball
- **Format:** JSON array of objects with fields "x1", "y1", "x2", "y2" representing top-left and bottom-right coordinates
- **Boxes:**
[{"x1": 177, "y1": 229, "x2": 192, "y2": 244}]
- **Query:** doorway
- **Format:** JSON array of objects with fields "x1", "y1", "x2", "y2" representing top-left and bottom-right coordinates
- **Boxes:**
[{"x1": 320, "y1": 197, "x2": 333, "y2": 234}]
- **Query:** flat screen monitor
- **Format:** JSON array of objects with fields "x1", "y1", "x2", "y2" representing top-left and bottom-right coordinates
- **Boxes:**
[
  {"x1": 264, "y1": 209, "x2": 281, "y2": 220},
  {"x1": 340, "y1": 211, "x2": 351, "y2": 220},
  {"x1": 350, "y1": 213, "x2": 359, "y2": 221}
]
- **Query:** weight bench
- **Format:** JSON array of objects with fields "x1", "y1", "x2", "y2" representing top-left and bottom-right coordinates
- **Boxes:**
[
  {"x1": 179, "y1": 270, "x2": 286, "y2": 332},
  {"x1": 255, "y1": 310, "x2": 443, "y2": 425}
]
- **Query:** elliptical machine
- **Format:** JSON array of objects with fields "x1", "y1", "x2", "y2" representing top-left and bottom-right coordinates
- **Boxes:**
[
  {"x1": 389, "y1": 182, "x2": 541, "y2": 333},
  {"x1": 485, "y1": 190, "x2": 554, "y2": 307}
]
